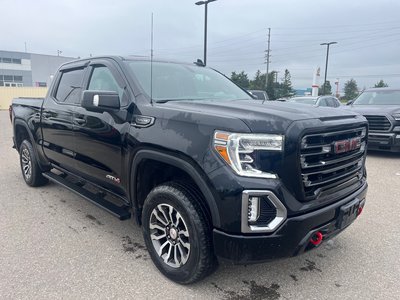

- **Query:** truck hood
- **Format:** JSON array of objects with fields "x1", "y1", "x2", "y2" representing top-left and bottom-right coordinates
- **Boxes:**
[
  {"x1": 163, "y1": 100, "x2": 360, "y2": 133},
  {"x1": 342, "y1": 105, "x2": 400, "y2": 116}
]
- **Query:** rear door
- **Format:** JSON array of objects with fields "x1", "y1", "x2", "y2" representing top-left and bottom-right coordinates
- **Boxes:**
[
  {"x1": 73, "y1": 59, "x2": 131, "y2": 195},
  {"x1": 41, "y1": 65, "x2": 86, "y2": 171}
]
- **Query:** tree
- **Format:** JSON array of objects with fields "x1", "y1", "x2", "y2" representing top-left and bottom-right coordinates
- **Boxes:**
[
  {"x1": 280, "y1": 69, "x2": 295, "y2": 98},
  {"x1": 319, "y1": 81, "x2": 332, "y2": 95},
  {"x1": 374, "y1": 79, "x2": 388, "y2": 88},
  {"x1": 249, "y1": 70, "x2": 267, "y2": 90},
  {"x1": 344, "y1": 78, "x2": 359, "y2": 100},
  {"x1": 230, "y1": 71, "x2": 250, "y2": 89}
]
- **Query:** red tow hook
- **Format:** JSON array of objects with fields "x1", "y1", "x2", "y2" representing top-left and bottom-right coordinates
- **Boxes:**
[
  {"x1": 310, "y1": 231, "x2": 323, "y2": 246},
  {"x1": 357, "y1": 206, "x2": 363, "y2": 216}
]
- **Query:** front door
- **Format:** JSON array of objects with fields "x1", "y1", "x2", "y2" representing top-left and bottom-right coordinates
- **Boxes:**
[{"x1": 73, "y1": 60, "x2": 131, "y2": 195}]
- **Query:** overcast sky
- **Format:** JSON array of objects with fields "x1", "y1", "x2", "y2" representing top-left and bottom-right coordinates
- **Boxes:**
[{"x1": 1, "y1": 0, "x2": 399, "y2": 90}]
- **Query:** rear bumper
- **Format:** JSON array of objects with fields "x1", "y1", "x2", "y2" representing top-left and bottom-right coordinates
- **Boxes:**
[
  {"x1": 368, "y1": 132, "x2": 400, "y2": 152},
  {"x1": 213, "y1": 182, "x2": 367, "y2": 264}
]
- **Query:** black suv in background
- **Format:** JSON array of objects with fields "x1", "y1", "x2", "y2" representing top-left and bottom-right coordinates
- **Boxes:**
[{"x1": 344, "y1": 88, "x2": 400, "y2": 152}]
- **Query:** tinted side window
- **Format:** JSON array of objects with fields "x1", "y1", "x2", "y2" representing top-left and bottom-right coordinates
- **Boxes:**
[
  {"x1": 318, "y1": 98, "x2": 328, "y2": 106},
  {"x1": 332, "y1": 98, "x2": 340, "y2": 107},
  {"x1": 88, "y1": 66, "x2": 124, "y2": 101},
  {"x1": 55, "y1": 68, "x2": 84, "y2": 103},
  {"x1": 326, "y1": 98, "x2": 336, "y2": 107}
]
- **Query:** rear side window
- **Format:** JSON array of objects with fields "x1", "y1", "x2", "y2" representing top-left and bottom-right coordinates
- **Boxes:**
[
  {"x1": 318, "y1": 98, "x2": 328, "y2": 107},
  {"x1": 55, "y1": 68, "x2": 85, "y2": 103}
]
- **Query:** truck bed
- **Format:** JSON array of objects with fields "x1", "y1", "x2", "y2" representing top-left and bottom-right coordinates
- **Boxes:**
[{"x1": 12, "y1": 97, "x2": 44, "y2": 109}]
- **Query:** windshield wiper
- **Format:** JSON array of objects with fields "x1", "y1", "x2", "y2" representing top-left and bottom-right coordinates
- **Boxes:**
[{"x1": 155, "y1": 98, "x2": 207, "y2": 103}]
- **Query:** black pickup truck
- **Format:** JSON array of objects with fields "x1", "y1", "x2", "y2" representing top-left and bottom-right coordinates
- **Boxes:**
[
  {"x1": 344, "y1": 87, "x2": 400, "y2": 152},
  {"x1": 10, "y1": 56, "x2": 368, "y2": 284}
]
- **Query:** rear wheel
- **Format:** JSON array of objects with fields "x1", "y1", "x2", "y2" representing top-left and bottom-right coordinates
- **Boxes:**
[
  {"x1": 19, "y1": 140, "x2": 48, "y2": 187},
  {"x1": 142, "y1": 182, "x2": 217, "y2": 284}
]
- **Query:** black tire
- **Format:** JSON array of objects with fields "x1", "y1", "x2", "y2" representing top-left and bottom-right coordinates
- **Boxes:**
[
  {"x1": 19, "y1": 140, "x2": 48, "y2": 187},
  {"x1": 142, "y1": 182, "x2": 217, "y2": 284}
]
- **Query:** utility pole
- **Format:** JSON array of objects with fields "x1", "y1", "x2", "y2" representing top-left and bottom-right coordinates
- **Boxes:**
[
  {"x1": 264, "y1": 28, "x2": 271, "y2": 90},
  {"x1": 274, "y1": 71, "x2": 279, "y2": 84},
  {"x1": 320, "y1": 41, "x2": 337, "y2": 95}
]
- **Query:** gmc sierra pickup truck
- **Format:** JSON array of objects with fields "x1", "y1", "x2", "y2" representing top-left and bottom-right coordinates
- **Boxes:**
[
  {"x1": 11, "y1": 56, "x2": 368, "y2": 284},
  {"x1": 344, "y1": 87, "x2": 400, "y2": 152}
]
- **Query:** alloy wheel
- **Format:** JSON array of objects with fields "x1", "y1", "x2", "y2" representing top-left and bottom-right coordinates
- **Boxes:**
[
  {"x1": 21, "y1": 148, "x2": 32, "y2": 181},
  {"x1": 149, "y1": 203, "x2": 190, "y2": 268}
]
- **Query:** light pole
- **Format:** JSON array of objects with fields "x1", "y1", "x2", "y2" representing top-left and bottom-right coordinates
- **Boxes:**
[
  {"x1": 320, "y1": 41, "x2": 337, "y2": 95},
  {"x1": 195, "y1": 0, "x2": 217, "y2": 66}
]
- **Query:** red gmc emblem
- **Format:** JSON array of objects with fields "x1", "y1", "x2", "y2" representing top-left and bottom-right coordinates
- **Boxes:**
[{"x1": 334, "y1": 137, "x2": 361, "y2": 154}]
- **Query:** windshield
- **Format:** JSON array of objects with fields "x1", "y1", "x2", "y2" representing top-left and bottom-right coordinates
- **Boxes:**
[
  {"x1": 289, "y1": 97, "x2": 317, "y2": 105},
  {"x1": 353, "y1": 90, "x2": 400, "y2": 105},
  {"x1": 126, "y1": 61, "x2": 252, "y2": 102}
]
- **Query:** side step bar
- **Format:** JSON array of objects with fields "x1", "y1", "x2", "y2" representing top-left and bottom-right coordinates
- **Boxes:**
[{"x1": 43, "y1": 172, "x2": 131, "y2": 220}]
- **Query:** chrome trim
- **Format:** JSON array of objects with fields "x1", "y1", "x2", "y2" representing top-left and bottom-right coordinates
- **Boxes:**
[
  {"x1": 301, "y1": 143, "x2": 365, "y2": 168},
  {"x1": 301, "y1": 143, "x2": 332, "y2": 150},
  {"x1": 303, "y1": 165, "x2": 362, "y2": 187},
  {"x1": 368, "y1": 132, "x2": 395, "y2": 137},
  {"x1": 302, "y1": 157, "x2": 363, "y2": 176},
  {"x1": 301, "y1": 127, "x2": 365, "y2": 143},
  {"x1": 241, "y1": 190, "x2": 287, "y2": 233},
  {"x1": 131, "y1": 115, "x2": 155, "y2": 128}
]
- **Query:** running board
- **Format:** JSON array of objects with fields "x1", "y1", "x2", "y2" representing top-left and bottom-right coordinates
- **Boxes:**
[{"x1": 43, "y1": 172, "x2": 131, "y2": 220}]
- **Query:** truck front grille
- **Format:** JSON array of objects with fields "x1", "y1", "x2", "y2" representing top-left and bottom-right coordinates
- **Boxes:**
[
  {"x1": 364, "y1": 115, "x2": 391, "y2": 131},
  {"x1": 300, "y1": 127, "x2": 367, "y2": 201}
]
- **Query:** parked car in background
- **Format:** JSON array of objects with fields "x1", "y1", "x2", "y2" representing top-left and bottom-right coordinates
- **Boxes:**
[
  {"x1": 343, "y1": 87, "x2": 400, "y2": 152},
  {"x1": 289, "y1": 96, "x2": 341, "y2": 108},
  {"x1": 247, "y1": 90, "x2": 269, "y2": 101}
]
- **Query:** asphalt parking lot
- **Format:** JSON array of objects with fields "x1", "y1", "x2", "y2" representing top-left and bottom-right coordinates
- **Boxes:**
[{"x1": 0, "y1": 110, "x2": 399, "y2": 300}]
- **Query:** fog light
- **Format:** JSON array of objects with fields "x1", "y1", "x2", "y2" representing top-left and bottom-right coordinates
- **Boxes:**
[
  {"x1": 393, "y1": 126, "x2": 400, "y2": 132},
  {"x1": 248, "y1": 196, "x2": 260, "y2": 223}
]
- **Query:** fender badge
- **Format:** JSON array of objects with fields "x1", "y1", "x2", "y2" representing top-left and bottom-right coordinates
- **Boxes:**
[{"x1": 106, "y1": 174, "x2": 120, "y2": 184}]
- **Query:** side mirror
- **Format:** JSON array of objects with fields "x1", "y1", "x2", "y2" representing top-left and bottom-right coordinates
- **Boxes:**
[
  {"x1": 346, "y1": 99, "x2": 354, "y2": 106},
  {"x1": 81, "y1": 90, "x2": 120, "y2": 112}
]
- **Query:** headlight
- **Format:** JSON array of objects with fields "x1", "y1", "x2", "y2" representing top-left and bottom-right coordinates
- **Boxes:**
[
  {"x1": 213, "y1": 131, "x2": 283, "y2": 179},
  {"x1": 392, "y1": 113, "x2": 400, "y2": 121}
]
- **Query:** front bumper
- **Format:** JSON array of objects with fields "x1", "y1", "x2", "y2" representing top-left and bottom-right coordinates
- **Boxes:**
[
  {"x1": 368, "y1": 132, "x2": 400, "y2": 152},
  {"x1": 213, "y1": 182, "x2": 367, "y2": 264}
]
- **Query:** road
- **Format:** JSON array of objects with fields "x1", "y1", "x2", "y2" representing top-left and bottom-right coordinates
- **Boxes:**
[{"x1": 0, "y1": 111, "x2": 399, "y2": 300}]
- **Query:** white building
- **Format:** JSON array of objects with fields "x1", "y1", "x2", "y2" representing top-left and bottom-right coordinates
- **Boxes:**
[{"x1": 0, "y1": 50, "x2": 75, "y2": 87}]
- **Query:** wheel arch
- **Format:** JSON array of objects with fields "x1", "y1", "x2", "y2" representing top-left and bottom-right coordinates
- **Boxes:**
[
  {"x1": 129, "y1": 149, "x2": 221, "y2": 228},
  {"x1": 13, "y1": 118, "x2": 50, "y2": 171},
  {"x1": 14, "y1": 118, "x2": 33, "y2": 151}
]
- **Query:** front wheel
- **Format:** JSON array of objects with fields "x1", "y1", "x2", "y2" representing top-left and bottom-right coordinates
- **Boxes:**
[{"x1": 142, "y1": 182, "x2": 217, "y2": 284}]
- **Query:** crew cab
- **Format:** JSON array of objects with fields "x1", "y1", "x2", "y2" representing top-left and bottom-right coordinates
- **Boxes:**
[
  {"x1": 344, "y1": 87, "x2": 400, "y2": 152},
  {"x1": 10, "y1": 56, "x2": 368, "y2": 284}
]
